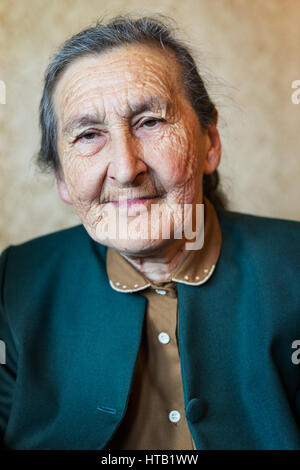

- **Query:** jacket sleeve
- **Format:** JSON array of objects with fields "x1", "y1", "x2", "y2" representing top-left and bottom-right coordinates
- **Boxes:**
[{"x1": 0, "y1": 247, "x2": 18, "y2": 449}]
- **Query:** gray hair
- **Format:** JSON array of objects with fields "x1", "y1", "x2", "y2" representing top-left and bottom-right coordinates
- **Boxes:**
[{"x1": 38, "y1": 14, "x2": 227, "y2": 209}]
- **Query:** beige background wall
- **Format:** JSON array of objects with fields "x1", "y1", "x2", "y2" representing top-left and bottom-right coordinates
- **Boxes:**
[{"x1": 0, "y1": 0, "x2": 300, "y2": 251}]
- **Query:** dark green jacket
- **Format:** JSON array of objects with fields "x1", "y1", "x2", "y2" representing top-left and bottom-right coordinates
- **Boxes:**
[{"x1": 0, "y1": 207, "x2": 300, "y2": 450}]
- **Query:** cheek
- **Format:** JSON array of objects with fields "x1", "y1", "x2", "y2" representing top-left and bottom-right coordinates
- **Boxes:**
[
  {"x1": 61, "y1": 148, "x2": 107, "y2": 204},
  {"x1": 145, "y1": 125, "x2": 201, "y2": 188}
]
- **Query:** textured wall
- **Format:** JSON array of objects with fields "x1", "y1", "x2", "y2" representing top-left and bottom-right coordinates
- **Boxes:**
[{"x1": 0, "y1": 0, "x2": 300, "y2": 250}]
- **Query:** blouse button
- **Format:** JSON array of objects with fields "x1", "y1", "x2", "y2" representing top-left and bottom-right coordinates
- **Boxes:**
[
  {"x1": 158, "y1": 332, "x2": 170, "y2": 344},
  {"x1": 155, "y1": 289, "x2": 167, "y2": 295},
  {"x1": 169, "y1": 410, "x2": 181, "y2": 423}
]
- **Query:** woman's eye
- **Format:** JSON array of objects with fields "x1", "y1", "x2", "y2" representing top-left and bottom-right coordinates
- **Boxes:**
[
  {"x1": 142, "y1": 119, "x2": 161, "y2": 128},
  {"x1": 79, "y1": 132, "x2": 98, "y2": 141}
]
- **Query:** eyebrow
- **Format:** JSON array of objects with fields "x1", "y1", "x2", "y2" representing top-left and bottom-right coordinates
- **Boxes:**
[
  {"x1": 62, "y1": 116, "x2": 103, "y2": 136},
  {"x1": 62, "y1": 96, "x2": 170, "y2": 136}
]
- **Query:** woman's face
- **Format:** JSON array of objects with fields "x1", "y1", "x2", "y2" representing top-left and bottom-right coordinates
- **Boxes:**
[{"x1": 53, "y1": 43, "x2": 221, "y2": 254}]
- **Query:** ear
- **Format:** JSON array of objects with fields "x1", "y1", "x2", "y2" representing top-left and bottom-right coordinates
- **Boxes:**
[
  {"x1": 203, "y1": 109, "x2": 222, "y2": 175},
  {"x1": 55, "y1": 169, "x2": 73, "y2": 205}
]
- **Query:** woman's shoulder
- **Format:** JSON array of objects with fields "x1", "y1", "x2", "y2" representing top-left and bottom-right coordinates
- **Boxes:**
[
  {"x1": 217, "y1": 206, "x2": 300, "y2": 249},
  {"x1": 0, "y1": 224, "x2": 106, "y2": 300}
]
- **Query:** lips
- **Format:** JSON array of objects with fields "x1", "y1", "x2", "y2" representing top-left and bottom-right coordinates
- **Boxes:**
[
  {"x1": 111, "y1": 195, "x2": 160, "y2": 202},
  {"x1": 111, "y1": 195, "x2": 161, "y2": 207}
]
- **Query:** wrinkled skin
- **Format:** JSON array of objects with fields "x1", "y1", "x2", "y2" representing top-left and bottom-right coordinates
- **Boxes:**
[{"x1": 54, "y1": 43, "x2": 221, "y2": 281}]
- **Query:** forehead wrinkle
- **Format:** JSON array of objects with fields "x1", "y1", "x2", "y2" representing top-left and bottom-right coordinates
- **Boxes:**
[
  {"x1": 61, "y1": 95, "x2": 106, "y2": 135},
  {"x1": 56, "y1": 47, "x2": 183, "y2": 135},
  {"x1": 60, "y1": 54, "x2": 174, "y2": 104},
  {"x1": 60, "y1": 74, "x2": 170, "y2": 119},
  {"x1": 61, "y1": 58, "x2": 170, "y2": 100}
]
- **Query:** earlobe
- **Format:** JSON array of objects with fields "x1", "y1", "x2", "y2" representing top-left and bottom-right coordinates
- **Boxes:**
[
  {"x1": 204, "y1": 149, "x2": 221, "y2": 174},
  {"x1": 203, "y1": 122, "x2": 222, "y2": 175},
  {"x1": 55, "y1": 170, "x2": 73, "y2": 205}
]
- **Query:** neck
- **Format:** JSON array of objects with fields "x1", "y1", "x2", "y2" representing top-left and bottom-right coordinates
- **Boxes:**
[{"x1": 120, "y1": 238, "x2": 190, "y2": 282}]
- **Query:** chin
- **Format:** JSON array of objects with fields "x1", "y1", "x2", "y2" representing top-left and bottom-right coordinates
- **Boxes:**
[
  {"x1": 98, "y1": 236, "x2": 171, "y2": 256},
  {"x1": 92, "y1": 211, "x2": 180, "y2": 253}
]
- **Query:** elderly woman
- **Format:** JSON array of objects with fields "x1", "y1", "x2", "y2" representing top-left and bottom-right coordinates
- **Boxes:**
[{"x1": 0, "y1": 15, "x2": 299, "y2": 450}]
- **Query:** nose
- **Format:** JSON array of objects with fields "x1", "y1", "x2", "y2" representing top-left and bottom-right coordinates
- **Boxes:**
[{"x1": 107, "y1": 130, "x2": 147, "y2": 185}]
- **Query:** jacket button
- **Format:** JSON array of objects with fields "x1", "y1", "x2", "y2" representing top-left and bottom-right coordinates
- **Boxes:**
[{"x1": 186, "y1": 398, "x2": 207, "y2": 424}]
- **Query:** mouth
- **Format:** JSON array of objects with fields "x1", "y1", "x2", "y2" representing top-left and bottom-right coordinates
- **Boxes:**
[{"x1": 111, "y1": 195, "x2": 161, "y2": 208}]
